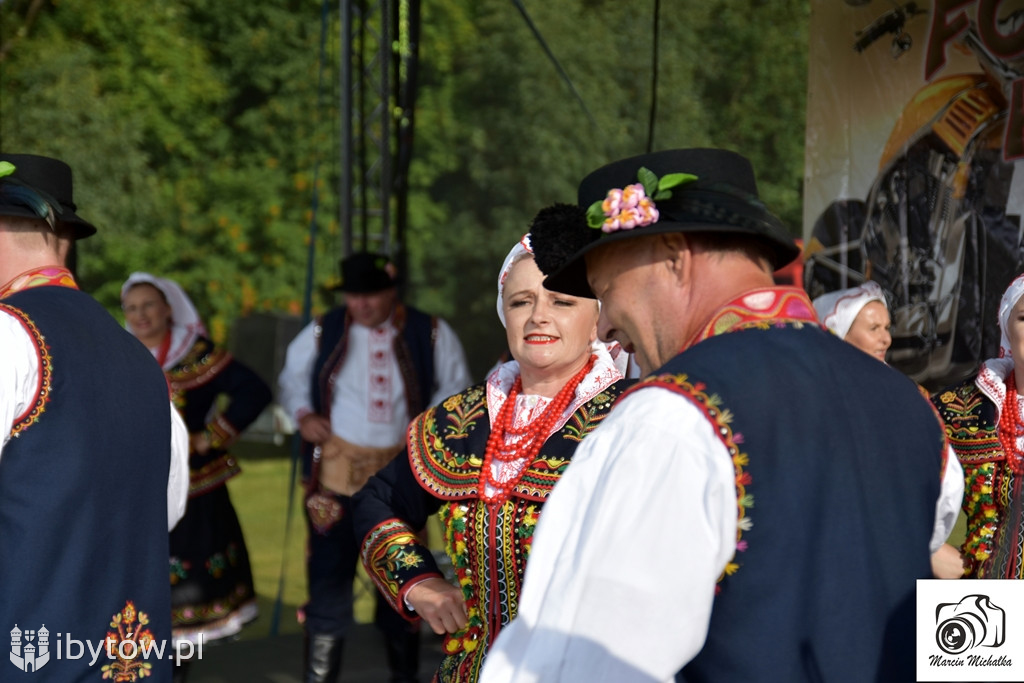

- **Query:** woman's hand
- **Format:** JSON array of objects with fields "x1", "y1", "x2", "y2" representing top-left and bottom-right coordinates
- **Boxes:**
[
  {"x1": 405, "y1": 577, "x2": 468, "y2": 634},
  {"x1": 189, "y1": 432, "x2": 210, "y2": 455},
  {"x1": 931, "y1": 542, "x2": 967, "y2": 579},
  {"x1": 299, "y1": 414, "x2": 333, "y2": 444}
]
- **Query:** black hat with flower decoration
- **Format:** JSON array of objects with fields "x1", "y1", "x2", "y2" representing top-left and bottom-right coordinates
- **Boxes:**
[{"x1": 529, "y1": 148, "x2": 799, "y2": 298}]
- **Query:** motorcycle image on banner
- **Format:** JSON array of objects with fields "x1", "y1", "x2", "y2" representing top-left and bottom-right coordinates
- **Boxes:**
[{"x1": 803, "y1": 0, "x2": 1024, "y2": 390}]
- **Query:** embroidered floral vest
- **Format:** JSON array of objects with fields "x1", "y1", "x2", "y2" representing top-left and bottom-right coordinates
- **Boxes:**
[
  {"x1": 623, "y1": 288, "x2": 945, "y2": 683},
  {"x1": 0, "y1": 286, "x2": 173, "y2": 681},
  {"x1": 933, "y1": 382, "x2": 1024, "y2": 579},
  {"x1": 361, "y1": 379, "x2": 630, "y2": 683}
]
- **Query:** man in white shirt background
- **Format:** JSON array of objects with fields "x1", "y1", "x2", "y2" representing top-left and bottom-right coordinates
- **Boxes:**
[{"x1": 278, "y1": 251, "x2": 471, "y2": 683}]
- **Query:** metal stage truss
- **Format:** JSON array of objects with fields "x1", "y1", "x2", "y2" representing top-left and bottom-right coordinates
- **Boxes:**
[{"x1": 339, "y1": 0, "x2": 420, "y2": 283}]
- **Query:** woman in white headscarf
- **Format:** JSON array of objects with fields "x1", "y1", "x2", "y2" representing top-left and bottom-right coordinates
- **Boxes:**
[
  {"x1": 932, "y1": 273, "x2": 1024, "y2": 580},
  {"x1": 121, "y1": 272, "x2": 272, "y2": 679},
  {"x1": 812, "y1": 281, "x2": 892, "y2": 362},
  {"x1": 352, "y1": 207, "x2": 633, "y2": 683}
]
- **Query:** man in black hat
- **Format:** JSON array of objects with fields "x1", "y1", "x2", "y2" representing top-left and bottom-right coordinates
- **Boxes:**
[
  {"x1": 278, "y1": 251, "x2": 471, "y2": 683},
  {"x1": 480, "y1": 148, "x2": 962, "y2": 682},
  {"x1": 0, "y1": 153, "x2": 190, "y2": 680}
]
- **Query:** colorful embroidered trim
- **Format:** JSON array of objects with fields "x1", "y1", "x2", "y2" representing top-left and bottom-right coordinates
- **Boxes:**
[
  {"x1": 935, "y1": 382, "x2": 1023, "y2": 578},
  {"x1": 172, "y1": 586, "x2": 257, "y2": 627},
  {"x1": 188, "y1": 454, "x2": 242, "y2": 497},
  {"x1": 171, "y1": 599, "x2": 258, "y2": 642},
  {"x1": 685, "y1": 287, "x2": 817, "y2": 351},
  {"x1": 305, "y1": 490, "x2": 343, "y2": 534},
  {"x1": 408, "y1": 384, "x2": 621, "y2": 500},
  {"x1": 167, "y1": 340, "x2": 232, "y2": 391},
  {"x1": 1, "y1": 304, "x2": 51, "y2": 438},
  {"x1": 623, "y1": 373, "x2": 752, "y2": 586},
  {"x1": 205, "y1": 414, "x2": 239, "y2": 451},
  {"x1": 101, "y1": 601, "x2": 155, "y2": 682},
  {"x1": 0, "y1": 266, "x2": 78, "y2": 299},
  {"x1": 408, "y1": 408, "x2": 483, "y2": 497},
  {"x1": 361, "y1": 518, "x2": 433, "y2": 614}
]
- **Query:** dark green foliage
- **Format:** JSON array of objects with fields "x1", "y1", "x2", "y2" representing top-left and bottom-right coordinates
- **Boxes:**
[{"x1": 0, "y1": 0, "x2": 808, "y2": 378}]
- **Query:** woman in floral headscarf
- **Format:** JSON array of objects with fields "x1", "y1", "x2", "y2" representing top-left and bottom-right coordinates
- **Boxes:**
[
  {"x1": 352, "y1": 209, "x2": 633, "y2": 683},
  {"x1": 932, "y1": 273, "x2": 1024, "y2": 580},
  {"x1": 121, "y1": 272, "x2": 272, "y2": 680}
]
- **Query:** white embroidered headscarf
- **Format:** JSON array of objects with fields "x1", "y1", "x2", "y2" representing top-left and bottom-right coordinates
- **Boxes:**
[
  {"x1": 973, "y1": 274, "x2": 1024, "y2": 411},
  {"x1": 997, "y1": 273, "x2": 1024, "y2": 359},
  {"x1": 496, "y1": 233, "x2": 533, "y2": 328},
  {"x1": 121, "y1": 272, "x2": 206, "y2": 370},
  {"x1": 812, "y1": 281, "x2": 888, "y2": 340}
]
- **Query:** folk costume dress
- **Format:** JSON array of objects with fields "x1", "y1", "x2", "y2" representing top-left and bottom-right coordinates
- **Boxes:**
[
  {"x1": 354, "y1": 345, "x2": 630, "y2": 683},
  {"x1": 481, "y1": 287, "x2": 962, "y2": 683},
  {"x1": 123, "y1": 273, "x2": 272, "y2": 644},
  {"x1": 934, "y1": 364, "x2": 1024, "y2": 578},
  {"x1": 932, "y1": 273, "x2": 1024, "y2": 580}
]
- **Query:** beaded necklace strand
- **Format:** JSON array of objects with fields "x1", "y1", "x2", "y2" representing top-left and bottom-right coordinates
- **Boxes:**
[
  {"x1": 479, "y1": 354, "x2": 597, "y2": 503},
  {"x1": 998, "y1": 372, "x2": 1024, "y2": 474}
]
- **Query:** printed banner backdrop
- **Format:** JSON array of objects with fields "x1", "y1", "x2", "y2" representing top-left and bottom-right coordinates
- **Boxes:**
[
  {"x1": 917, "y1": 579, "x2": 1024, "y2": 681},
  {"x1": 803, "y1": 0, "x2": 1024, "y2": 389}
]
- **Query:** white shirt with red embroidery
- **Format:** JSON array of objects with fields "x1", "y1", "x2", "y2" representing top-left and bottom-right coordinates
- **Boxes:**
[{"x1": 277, "y1": 314, "x2": 472, "y2": 448}]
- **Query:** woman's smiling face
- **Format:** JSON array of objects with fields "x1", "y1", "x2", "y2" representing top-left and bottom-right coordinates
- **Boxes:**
[{"x1": 502, "y1": 255, "x2": 598, "y2": 383}]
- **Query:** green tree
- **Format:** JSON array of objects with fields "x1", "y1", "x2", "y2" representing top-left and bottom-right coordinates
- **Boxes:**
[{"x1": 2, "y1": 0, "x2": 809, "y2": 377}]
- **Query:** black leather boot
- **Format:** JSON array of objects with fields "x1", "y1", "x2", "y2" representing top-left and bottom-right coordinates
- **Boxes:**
[
  {"x1": 384, "y1": 629, "x2": 421, "y2": 683},
  {"x1": 303, "y1": 632, "x2": 344, "y2": 683}
]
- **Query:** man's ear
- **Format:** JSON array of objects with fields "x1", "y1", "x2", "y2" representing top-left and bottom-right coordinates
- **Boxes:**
[{"x1": 658, "y1": 232, "x2": 691, "y2": 283}]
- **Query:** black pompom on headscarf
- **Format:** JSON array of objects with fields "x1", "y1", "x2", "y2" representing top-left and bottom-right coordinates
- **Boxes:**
[{"x1": 527, "y1": 203, "x2": 597, "y2": 276}]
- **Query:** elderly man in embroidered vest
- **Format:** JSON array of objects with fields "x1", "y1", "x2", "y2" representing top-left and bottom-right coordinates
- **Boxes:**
[
  {"x1": 279, "y1": 251, "x2": 472, "y2": 683},
  {"x1": 479, "y1": 148, "x2": 964, "y2": 683},
  {"x1": 0, "y1": 153, "x2": 189, "y2": 682}
]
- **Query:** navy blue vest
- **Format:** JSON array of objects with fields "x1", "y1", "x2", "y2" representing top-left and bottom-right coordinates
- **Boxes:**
[
  {"x1": 635, "y1": 324, "x2": 944, "y2": 683},
  {"x1": 305, "y1": 304, "x2": 436, "y2": 480},
  {"x1": 0, "y1": 287, "x2": 173, "y2": 681}
]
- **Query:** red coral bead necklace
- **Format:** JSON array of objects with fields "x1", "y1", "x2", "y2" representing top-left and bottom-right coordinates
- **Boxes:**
[
  {"x1": 998, "y1": 372, "x2": 1024, "y2": 474},
  {"x1": 479, "y1": 354, "x2": 596, "y2": 503}
]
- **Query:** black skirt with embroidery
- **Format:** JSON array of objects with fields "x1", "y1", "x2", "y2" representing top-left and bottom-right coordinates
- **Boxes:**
[{"x1": 169, "y1": 482, "x2": 258, "y2": 642}]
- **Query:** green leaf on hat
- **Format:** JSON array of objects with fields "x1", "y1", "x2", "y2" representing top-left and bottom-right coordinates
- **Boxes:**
[
  {"x1": 586, "y1": 200, "x2": 606, "y2": 229},
  {"x1": 652, "y1": 172, "x2": 698, "y2": 201},
  {"x1": 0, "y1": 161, "x2": 15, "y2": 179},
  {"x1": 637, "y1": 166, "x2": 658, "y2": 196},
  {"x1": 658, "y1": 172, "x2": 698, "y2": 191}
]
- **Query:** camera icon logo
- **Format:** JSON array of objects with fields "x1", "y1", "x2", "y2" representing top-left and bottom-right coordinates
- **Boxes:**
[{"x1": 935, "y1": 594, "x2": 1005, "y2": 655}]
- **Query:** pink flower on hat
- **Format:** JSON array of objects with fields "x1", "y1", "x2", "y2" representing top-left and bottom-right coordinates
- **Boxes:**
[
  {"x1": 587, "y1": 168, "x2": 697, "y2": 234},
  {"x1": 602, "y1": 188, "x2": 624, "y2": 215}
]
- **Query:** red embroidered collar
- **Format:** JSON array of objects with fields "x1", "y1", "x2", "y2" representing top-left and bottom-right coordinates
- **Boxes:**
[
  {"x1": 0, "y1": 266, "x2": 79, "y2": 299},
  {"x1": 684, "y1": 286, "x2": 818, "y2": 351}
]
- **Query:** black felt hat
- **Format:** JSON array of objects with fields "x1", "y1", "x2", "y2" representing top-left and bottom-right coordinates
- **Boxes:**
[
  {"x1": 534, "y1": 148, "x2": 799, "y2": 297},
  {"x1": 335, "y1": 252, "x2": 399, "y2": 293},
  {"x1": 0, "y1": 153, "x2": 97, "y2": 239}
]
